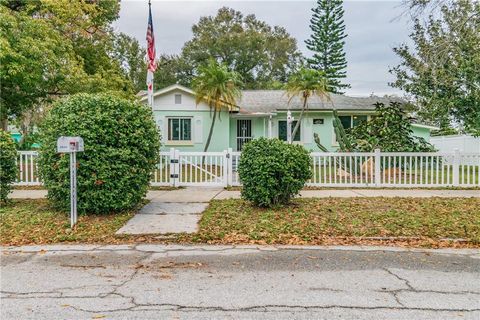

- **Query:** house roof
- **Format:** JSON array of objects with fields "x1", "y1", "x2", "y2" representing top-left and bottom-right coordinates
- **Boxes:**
[
  {"x1": 237, "y1": 90, "x2": 404, "y2": 113},
  {"x1": 140, "y1": 85, "x2": 404, "y2": 113},
  {"x1": 140, "y1": 85, "x2": 437, "y2": 130}
]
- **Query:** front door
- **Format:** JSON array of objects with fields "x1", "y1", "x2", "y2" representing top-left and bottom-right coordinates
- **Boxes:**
[{"x1": 237, "y1": 119, "x2": 252, "y2": 151}]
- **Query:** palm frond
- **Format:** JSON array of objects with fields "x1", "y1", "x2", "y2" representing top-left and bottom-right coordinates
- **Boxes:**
[{"x1": 192, "y1": 59, "x2": 243, "y2": 111}]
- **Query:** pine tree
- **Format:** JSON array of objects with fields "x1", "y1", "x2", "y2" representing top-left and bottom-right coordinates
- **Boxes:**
[{"x1": 305, "y1": 0, "x2": 350, "y2": 94}]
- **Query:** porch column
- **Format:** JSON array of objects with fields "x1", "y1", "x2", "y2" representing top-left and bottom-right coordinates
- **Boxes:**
[{"x1": 268, "y1": 115, "x2": 273, "y2": 138}]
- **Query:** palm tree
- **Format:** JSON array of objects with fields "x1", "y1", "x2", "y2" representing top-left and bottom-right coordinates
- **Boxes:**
[
  {"x1": 193, "y1": 60, "x2": 242, "y2": 153},
  {"x1": 286, "y1": 68, "x2": 330, "y2": 142}
]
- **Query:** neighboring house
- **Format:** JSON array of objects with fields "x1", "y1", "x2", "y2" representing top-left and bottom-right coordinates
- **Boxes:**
[
  {"x1": 140, "y1": 84, "x2": 437, "y2": 152},
  {"x1": 7, "y1": 125, "x2": 40, "y2": 149},
  {"x1": 7, "y1": 125, "x2": 22, "y2": 143}
]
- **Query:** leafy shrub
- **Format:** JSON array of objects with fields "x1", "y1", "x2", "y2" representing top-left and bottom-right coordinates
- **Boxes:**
[
  {"x1": 348, "y1": 102, "x2": 435, "y2": 152},
  {"x1": 0, "y1": 130, "x2": 18, "y2": 202},
  {"x1": 15, "y1": 132, "x2": 40, "y2": 150},
  {"x1": 238, "y1": 138, "x2": 311, "y2": 207},
  {"x1": 38, "y1": 93, "x2": 160, "y2": 214}
]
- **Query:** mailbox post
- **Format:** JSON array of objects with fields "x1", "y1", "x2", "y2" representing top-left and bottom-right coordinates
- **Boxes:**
[{"x1": 57, "y1": 137, "x2": 84, "y2": 228}]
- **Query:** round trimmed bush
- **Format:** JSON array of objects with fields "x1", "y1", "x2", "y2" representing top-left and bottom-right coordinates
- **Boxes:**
[
  {"x1": 38, "y1": 93, "x2": 160, "y2": 214},
  {"x1": 0, "y1": 130, "x2": 18, "y2": 202},
  {"x1": 238, "y1": 138, "x2": 311, "y2": 207}
]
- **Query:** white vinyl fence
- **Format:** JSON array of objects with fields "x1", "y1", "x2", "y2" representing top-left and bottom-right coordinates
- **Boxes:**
[
  {"x1": 15, "y1": 151, "x2": 41, "y2": 186},
  {"x1": 15, "y1": 149, "x2": 480, "y2": 188},
  {"x1": 430, "y1": 135, "x2": 480, "y2": 154},
  {"x1": 151, "y1": 149, "x2": 229, "y2": 187}
]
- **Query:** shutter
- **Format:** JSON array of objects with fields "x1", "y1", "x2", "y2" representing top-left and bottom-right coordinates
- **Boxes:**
[
  {"x1": 271, "y1": 119, "x2": 278, "y2": 139},
  {"x1": 157, "y1": 116, "x2": 166, "y2": 143},
  {"x1": 194, "y1": 116, "x2": 203, "y2": 143},
  {"x1": 303, "y1": 117, "x2": 313, "y2": 144}
]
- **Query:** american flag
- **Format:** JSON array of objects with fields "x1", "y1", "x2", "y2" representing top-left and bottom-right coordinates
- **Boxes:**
[
  {"x1": 146, "y1": 2, "x2": 156, "y2": 106},
  {"x1": 146, "y1": 3, "x2": 156, "y2": 73}
]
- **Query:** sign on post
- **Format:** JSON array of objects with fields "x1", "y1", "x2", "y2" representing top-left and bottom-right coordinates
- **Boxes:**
[{"x1": 57, "y1": 136, "x2": 84, "y2": 228}]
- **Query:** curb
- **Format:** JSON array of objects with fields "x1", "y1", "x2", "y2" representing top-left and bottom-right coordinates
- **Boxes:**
[{"x1": 2, "y1": 244, "x2": 479, "y2": 257}]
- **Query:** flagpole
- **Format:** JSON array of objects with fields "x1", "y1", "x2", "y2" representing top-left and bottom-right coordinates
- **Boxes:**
[
  {"x1": 148, "y1": 0, "x2": 153, "y2": 108},
  {"x1": 146, "y1": 0, "x2": 155, "y2": 108}
]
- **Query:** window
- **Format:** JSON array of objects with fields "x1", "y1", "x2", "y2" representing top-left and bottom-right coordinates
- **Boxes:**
[
  {"x1": 174, "y1": 94, "x2": 182, "y2": 104},
  {"x1": 313, "y1": 118, "x2": 324, "y2": 124},
  {"x1": 278, "y1": 120, "x2": 300, "y2": 142},
  {"x1": 338, "y1": 115, "x2": 368, "y2": 129},
  {"x1": 168, "y1": 118, "x2": 191, "y2": 141},
  {"x1": 334, "y1": 115, "x2": 369, "y2": 144},
  {"x1": 352, "y1": 115, "x2": 368, "y2": 127},
  {"x1": 339, "y1": 116, "x2": 352, "y2": 129}
]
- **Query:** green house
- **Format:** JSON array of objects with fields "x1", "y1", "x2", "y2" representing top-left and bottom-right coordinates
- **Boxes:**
[{"x1": 141, "y1": 84, "x2": 436, "y2": 152}]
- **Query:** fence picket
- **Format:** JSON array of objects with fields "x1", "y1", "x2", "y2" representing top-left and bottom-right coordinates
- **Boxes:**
[{"x1": 14, "y1": 150, "x2": 480, "y2": 188}]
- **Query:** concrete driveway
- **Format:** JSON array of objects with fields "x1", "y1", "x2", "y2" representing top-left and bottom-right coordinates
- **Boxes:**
[{"x1": 1, "y1": 245, "x2": 479, "y2": 319}]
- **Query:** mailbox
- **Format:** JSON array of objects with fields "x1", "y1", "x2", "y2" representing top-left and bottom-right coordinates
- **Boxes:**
[
  {"x1": 57, "y1": 136, "x2": 84, "y2": 153},
  {"x1": 56, "y1": 136, "x2": 84, "y2": 228}
]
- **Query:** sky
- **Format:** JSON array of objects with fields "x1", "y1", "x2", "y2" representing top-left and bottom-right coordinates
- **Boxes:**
[{"x1": 114, "y1": 0, "x2": 413, "y2": 96}]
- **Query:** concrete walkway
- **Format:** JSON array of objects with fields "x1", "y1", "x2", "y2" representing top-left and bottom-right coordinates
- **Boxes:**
[
  {"x1": 10, "y1": 188, "x2": 480, "y2": 200},
  {"x1": 116, "y1": 188, "x2": 224, "y2": 235}
]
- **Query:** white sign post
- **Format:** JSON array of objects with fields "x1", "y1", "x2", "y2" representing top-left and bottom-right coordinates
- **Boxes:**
[
  {"x1": 57, "y1": 137, "x2": 84, "y2": 228},
  {"x1": 287, "y1": 110, "x2": 294, "y2": 144}
]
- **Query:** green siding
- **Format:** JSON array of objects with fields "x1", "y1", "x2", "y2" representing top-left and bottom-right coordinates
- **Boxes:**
[
  {"x1": 155, "y1": 110, "x2": 230, "y2": 152},
  {"x1": 299, "y1": 112, "x2": 336, "y2": 152},
  {"x1": 411, "y1": 126, "x2": 431, "y2": 142},
  {"x1": 229, "y1": 118, "x2": 236, "y2": 151},
  {"x1": 10, "y1": 132, "x2": 21, "y2": 142},
  {"x1": 154, "y1": 109, "x2": 433, "y2": 152}
]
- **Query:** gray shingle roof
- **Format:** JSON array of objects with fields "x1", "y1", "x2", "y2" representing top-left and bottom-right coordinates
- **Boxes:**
[{"x1": 237, "y1": 90, "x2": 403, "y2": 113}]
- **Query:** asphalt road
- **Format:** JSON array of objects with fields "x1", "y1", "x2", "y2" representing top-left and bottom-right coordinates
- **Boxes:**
[{"x1": 1, "y1": 245, "x2": 479, "y2": 319}]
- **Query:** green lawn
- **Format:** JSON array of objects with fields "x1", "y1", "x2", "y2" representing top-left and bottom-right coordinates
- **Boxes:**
[
  {"x1": 191, "y1": 197, "x2": 480, "y2": 246},
  {"x1": 0, "y1": 199, "x2": 138, "y2": 246},
  {"x1": 2, "y1": 197, "x2": 479, "y2": 248}
]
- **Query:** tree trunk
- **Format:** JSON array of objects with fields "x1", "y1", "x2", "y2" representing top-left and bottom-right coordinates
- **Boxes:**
[
  {"x1": 0, "y1": 117, "x2": 7, "y2": 131},
  {"x1": 291, "y1": 96, "x2": 308, "y2": 141},
  {"x1": 202, "y1": 107, "x2": 217, "y2": 163},
  {"x1": 19, "y1": 123, "x2": 28, "y2": 148}
]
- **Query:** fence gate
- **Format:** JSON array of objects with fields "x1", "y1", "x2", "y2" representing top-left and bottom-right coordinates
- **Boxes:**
[{"x1": 174, "y1": 150, "x2": 229, "y2": 187}]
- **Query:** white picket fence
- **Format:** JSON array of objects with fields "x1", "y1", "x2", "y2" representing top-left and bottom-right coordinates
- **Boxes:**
[
  {"x1": 151, "y1": 149, "x2": 229, "y2": 187},
  {"x1": 14, "y1": 149, "x2": 480, "y2": 188},
  {"x1": 15, "y1": 151, "x2": 42, "y2": 186}
]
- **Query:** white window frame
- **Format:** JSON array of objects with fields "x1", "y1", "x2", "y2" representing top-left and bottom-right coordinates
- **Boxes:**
[{"x1": 167, "y1": 117, "x2": 193, "y2": 145}]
